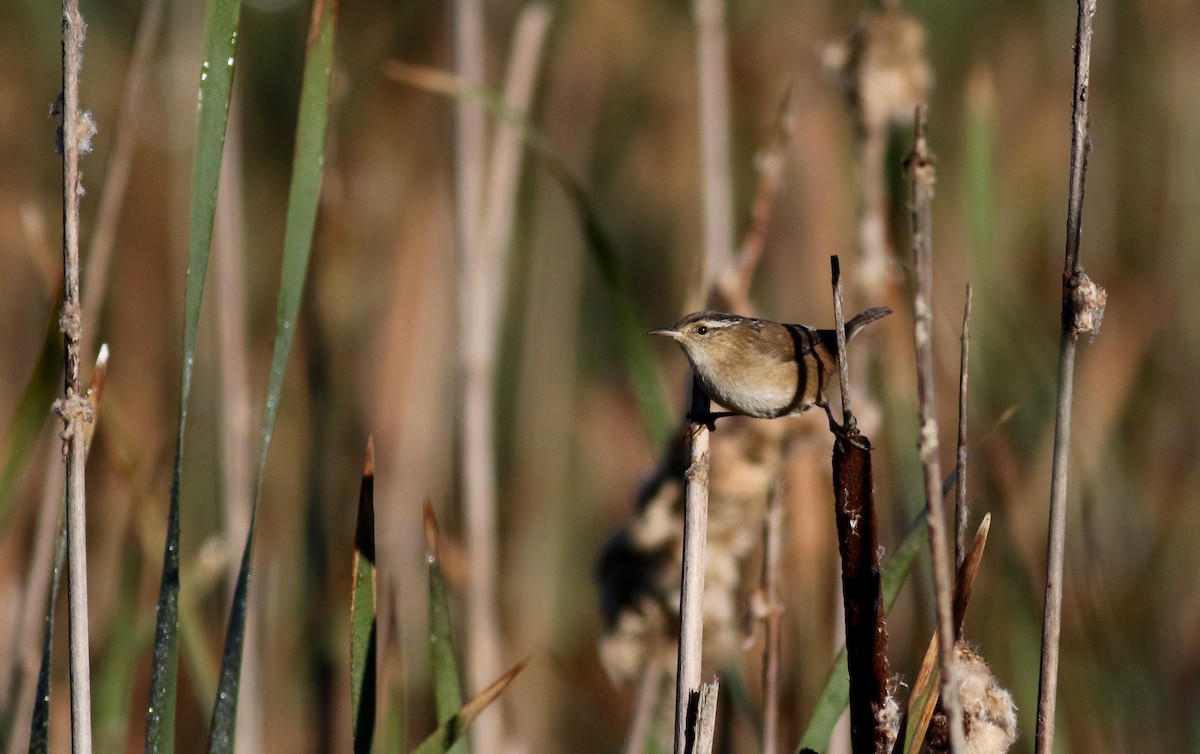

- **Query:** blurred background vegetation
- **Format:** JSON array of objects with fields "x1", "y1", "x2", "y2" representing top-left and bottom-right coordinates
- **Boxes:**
[{"x1": 1, "y1": 0, "x2": 1199, "y2": 751}]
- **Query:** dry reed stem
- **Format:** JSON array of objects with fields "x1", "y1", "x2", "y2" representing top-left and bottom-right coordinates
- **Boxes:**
[
  {"x1": 716, "y1": 81, "x2": 801, "y2": 312},
  {"x1": 80, "y1": 0, "x2": 164, "y2": 361},
  {"x1": 693, "y1": 0, "x2": 735, "y2": 290},
  {"x1": 673, "y1": 380, "x2": 712, "y2": 754},
  {"x1": 1035, "y1": 0, "x2": 1104, "y2": 750},
  {"x1": 831, "y1": 257, "x2": 853, "y2": 426},
  {"x1": 692, "y1": 680, "x2": 720, "y2": 754},
  {"x1": 622, "y1": 653, "x2": 666, "y2": 754},
  {"x1": 759, "y1": 483, "x2": 783, "y2": 754},
  {"x1": 451, "y1": 0, "x2": 502, "y2": 749},
  {"x1": 906, "y1": 108, "x2": 965, "y2": 753},
  {"x1": 4, "y1": 347, "x2": 106, "y2": 754},
  {"x1": 58, "y1": 1, "x2": 94, "y2": 750},
  {"x1": 954, "y1": 286, "x2": 972, "y2": 571},
  {"x1": 479, "y1": 3, "x2": 550, "y2": 319},
  {"x1": 454, "y1": 6, "x2": 551, "y2": 750}
]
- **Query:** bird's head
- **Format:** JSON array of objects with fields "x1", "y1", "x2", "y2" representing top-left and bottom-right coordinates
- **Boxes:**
[{"x1": 650, "y1": 312, "x2": 753, "y2": 367}]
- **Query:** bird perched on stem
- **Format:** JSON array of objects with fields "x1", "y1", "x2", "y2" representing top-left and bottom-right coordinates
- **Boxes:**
[{"x1": 651, "y1": 308, "x2": 891, "y2": 426}]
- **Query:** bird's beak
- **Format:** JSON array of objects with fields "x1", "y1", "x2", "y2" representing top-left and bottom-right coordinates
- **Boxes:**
[{"x1": 649, "y1": 327, "x2": 681, "y2": 341}]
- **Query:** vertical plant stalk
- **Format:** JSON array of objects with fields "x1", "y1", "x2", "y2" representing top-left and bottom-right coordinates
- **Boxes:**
[
  {"x1": 906, "y1": 109, "x2": 966, "y2": 753},
  {"x1": 717, "y1": 81, "x2": 799, "y2": 312},
  {"x1": 831, "y1": 257, "x2": 853, "y2": 426},
  {"x1": 759, "y1": 483, "x2": 783, "y2": 754},
  {"x1": 1035, "y1": 1, "x2": 1105, "y2": 751},
  {"x1": 450, "y1": 2, "x2": 504, "y2": 749},
  {"x1": 954, "y1": 287, "x2": 972, "y2": 571},
  {"x1": 693, "y1": 0, "x2": 735, "y2": 289},
  {"x1": 692, "y1": 680, "x2": 720, "y2": 754},
  {"x1": 350, "y1": 440, "x2": 377, "y2": 754},
  {"x1": 622, "y1": 655, "x2": 666, "y2": 754},
  {"x1": 57, "y1": 1, "x2": 94, "y2": 751},
  {"x1": 146, "y1": 0, "x2": 243, "y2": 745},
  {"x1": 673, "y1": 380, "x2": 712, "y2": 754},
  {"x1": 828, "y1": 257, "x2": 892, "y2": 754}
]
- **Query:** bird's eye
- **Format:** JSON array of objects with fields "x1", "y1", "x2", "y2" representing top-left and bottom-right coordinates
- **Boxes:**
[{"x1": 697, "y1": 325, "x2": 709, "y2": 335}]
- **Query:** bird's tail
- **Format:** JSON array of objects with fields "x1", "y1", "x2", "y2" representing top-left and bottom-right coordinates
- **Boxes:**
[{"x1": 844, "y1": 306, "x2": 892, "y2": 340}]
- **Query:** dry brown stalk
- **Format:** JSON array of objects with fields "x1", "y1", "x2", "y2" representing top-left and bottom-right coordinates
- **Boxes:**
[
  {"x1": 906, "y1": 107, "x2": 965, "y2": 753},
  {"x1": 759, "y1": 482, "x2": 783, "y2": 754},
  {"x1": 56, "y1": 0, "x2": 94, "y2": 749},
  {"x1": 1035, "y1": 0, "x2": 1106, "y2": 751},
  {"x1": 716, "y1": 81, "x2": 801, "y2": 313},
  {"x1": 954, "y1": 286, "x2": 972, "y2": 571},
  {"x1": 828, "y1": 257, "x2": 895, "y2": 754},
  {"x1": 673, "y1": 381, "x2": 713, "y2": 754}
]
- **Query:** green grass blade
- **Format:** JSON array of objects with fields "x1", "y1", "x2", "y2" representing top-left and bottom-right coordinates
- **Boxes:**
[
  {"x1": 0, "y1": 310, "x2": 60, "y2": 530},
  {"x1": 206, "y1": 1, "x2": 337, "y2": 750},
  {"x1": 383, "y1": 63, "x2": 675, "y2": 449},
  {"x1": 409, "y1": 659, "x2": 530, "y2": 754},
  {"x1": 144, "y1": 0, "x2": 242, "y2": 749},
  {"x1": 351, "y1": 440, "x2": 378, "y2": 754},
  {"x1": 422, "y1": 503, "x2": 465, "y2": 754},
  {"x1": 795, "y1": 512, "x2": 928, "y2": 754},
  {"x1": 26, "y1": 514, "x2": 67, "y2": 754}
]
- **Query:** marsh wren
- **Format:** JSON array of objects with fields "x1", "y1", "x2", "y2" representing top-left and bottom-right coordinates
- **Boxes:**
[{"x1": 651, "y1": 308, "x2": 891, "y2": 422}]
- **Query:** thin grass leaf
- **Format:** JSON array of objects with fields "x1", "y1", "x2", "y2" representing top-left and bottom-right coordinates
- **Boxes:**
[
  {"x1": 144, "y1": 0, "x2": 242, "y2": 749},
  {"x1": 351, "y1": 439, "x2": 377, "y2": 754},
  {"x1": 95, "y1": 554, "x2": 145, "y2": 753},
  {"x1": 26, "y1": 517, "x2": 66, "y2": 754},
  {"x1": 901, "y1": 514, "x2": 993, "y2": 754},
  {"x1": 423, "y1": 502, "x2": 465, "y2": 754},
  {"x1": 408, "y1": 658, "x2": 530, "y2": 754},
  {"x1": 383, "y1": 63, "x2": 675, "y2": 449},
  {"x1": 795, "y1": 512, "x2": 928, "y2": 754},
  {"x1": 207, "y1": 1, "x2": 337, "y2": 750},
  {"x1": 0, "y1": 310, "x2": 60, "y2": 530}
]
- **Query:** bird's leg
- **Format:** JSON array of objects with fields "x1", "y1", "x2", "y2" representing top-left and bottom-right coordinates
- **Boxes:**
[
  {"x1": 686, "y1": 409, "x2": 737, "y2": 431},
  {"x1": 820, "y1": 401, "x2": 870, "y2": 450}
]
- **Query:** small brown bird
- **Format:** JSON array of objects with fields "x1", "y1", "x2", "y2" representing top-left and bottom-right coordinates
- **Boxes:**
[{"x1": 650, "y1": 308, "x2": 891, "y2": 421}]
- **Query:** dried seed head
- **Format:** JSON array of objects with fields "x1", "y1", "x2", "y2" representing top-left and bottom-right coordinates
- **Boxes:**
[
  {"x1": 1070, "y1": 270, "x2": 1107, "y2": 340},
  {"x1": 927, "y1": 641, "x2": 1018, "y2": 754},
  {"x1": 824, "y1": 10, "x2": 932, "y2": 134}
]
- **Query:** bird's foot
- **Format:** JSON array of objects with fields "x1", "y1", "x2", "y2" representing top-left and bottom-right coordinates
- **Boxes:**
[{"x1": 820, "y1": 403, "x2": 870, "y2": 450}]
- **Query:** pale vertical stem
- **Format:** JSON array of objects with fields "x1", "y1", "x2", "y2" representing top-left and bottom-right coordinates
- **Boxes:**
[
  {"x1": 213, "y1": 95, "x2": 261, "y2": 754},
  {"x1": 673, "y1": 381, "x2": 712, "y2": 754},
  {"x1": 80, "y1": 0, "x2": 165, "y2": 361},
  {"x1": 693, "y1": 0, "x2": 735, "y2": 290},
  {"x1": 907, "y1": 109, "x2": 965, "y2": 754},
  {"x1": 480, "y1": 3, "x2": 551, "y2": 322},
  {"x1": 1035, "y1": 1, "x2": 1098, "y2": 750},
  {"x1": 622, "y1": 655, "x2": 665, "y2": 754},
  {"x1": 59, "y1": 1, "x2": 93, "y2": 751},
  {"x1": 692, "y1": 680, "x2": 720, "y2": 754},
  {"x1": 954, "y1": 286, "x2": 972, "y2": 572},
  {"x1": 760, "y1": 484, "x2": 783, "y2": 754},
  {"x1": 452, "y1": 0, "x2": 502, "y2": 750},
  {"x1": 831, "y1": 256, "x2": 851, "y2": 425}
]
